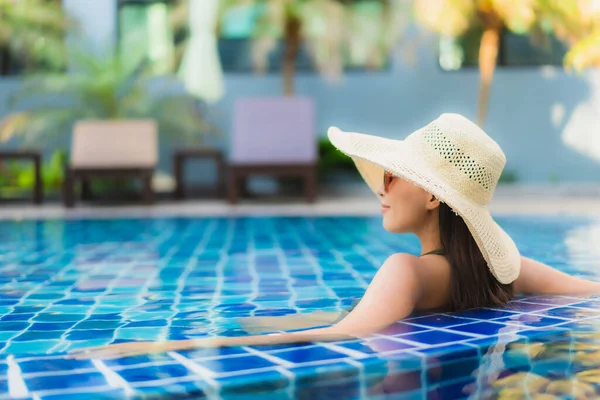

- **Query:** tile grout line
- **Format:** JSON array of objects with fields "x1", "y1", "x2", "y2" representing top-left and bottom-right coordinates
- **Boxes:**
[
  {"x1": 4, "y1": 251, "x2": 75, "y2": 353},
  {"x1": 316, "y1": 341, "x2": 368, "y2": 359},
  {"x1": 246, "y1": 221, "x2": 262, "y2": 318},
  {"x1": 91, "y1": 359, "x2": 135, "y2": 397},
  {"x1": 27, "y1": 385, "x2": 117, "y2": 398},
  {"x1": 122, "y1": 227, "x2": 178, "y2": 344},
  {"x1": 162, "y1": 219, "x2": 217, "y2": 342},
  {"x1": 6, "y1": 355, "x2": 28, "y2": 399},
  {"x1": 45, "y1": 253, "x2": 131, "y2": 354},
  {"x1": 242, "y1": 346, "x2": 295, "y2": 369},
  {"x1": 167, "y1": 351, "x2": 219, "y2": 387},
  {"x1": 343, "y1": 358, "x2": 367, "y2": 399}
]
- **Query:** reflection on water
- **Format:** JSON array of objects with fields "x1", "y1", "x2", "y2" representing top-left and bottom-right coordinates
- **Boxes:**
[
  {"x1": 3, "y1": 217, "x2": 600, "y2": 397},
  {"x1": 475, "y1": 318, "x2": 600, "y2": 399},
  {"x1": 359, "y1": 316, "x2": 600, "y2": 399}
]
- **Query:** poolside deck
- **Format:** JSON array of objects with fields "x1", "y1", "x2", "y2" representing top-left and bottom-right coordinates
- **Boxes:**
[{"x1": 1, "y1": 183, "x2": 600, "y2": 221}]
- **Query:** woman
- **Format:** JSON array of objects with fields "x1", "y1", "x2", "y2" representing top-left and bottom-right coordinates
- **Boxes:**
[{"x1": 72, "y1": 113, "x2": 600, "y2": 360}]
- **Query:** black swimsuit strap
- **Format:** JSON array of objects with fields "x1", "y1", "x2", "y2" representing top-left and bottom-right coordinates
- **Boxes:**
[{"x1": 420, "y1": 249, "x2": 445, "y2": 257}]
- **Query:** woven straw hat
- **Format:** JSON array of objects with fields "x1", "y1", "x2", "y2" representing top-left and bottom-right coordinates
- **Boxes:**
[{"x1": 328, "y1": 113, "x2": 520, "y2": 284}]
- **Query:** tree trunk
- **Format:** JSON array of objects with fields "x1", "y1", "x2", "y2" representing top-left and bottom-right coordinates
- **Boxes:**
[
  {"x1": 477, "y1": 14, "x2": 502, "y2": 127},
  {"x1": 282, "y1": 15, "x2": 301, "y2": 97},
  {"x1": 0, "y1": 45, "x2": 11, "y2": 76}
]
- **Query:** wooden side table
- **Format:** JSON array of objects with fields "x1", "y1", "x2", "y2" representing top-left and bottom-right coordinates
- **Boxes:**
[
  {"x1": 0, "y1": 150, "x2": 43, "y2": 204},
  {"x1": 173, "y1": 148, "x2": 225, "y2": 199}
]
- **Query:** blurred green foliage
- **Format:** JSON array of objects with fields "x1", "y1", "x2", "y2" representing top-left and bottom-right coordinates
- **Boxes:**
[
  {"x1": 499, "y1": 169, "x2": 518, "y2": 183},
  {"x1": 317, "y1": 137, "x2": 359, "y2": 179},
  {"x1": 1, "y1": 51, "x2": 217, "y2": 145},
  {"x1": 0, "y1": 149, "x2": 66, "y2": 195},
  {"x1": 0, "y1": 0, "x2": 71, "y2": 75}
]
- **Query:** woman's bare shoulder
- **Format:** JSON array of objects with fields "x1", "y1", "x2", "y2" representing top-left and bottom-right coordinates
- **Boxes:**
[{"x1": 383, "y1": 252, "x2": 450, "y2": 283}]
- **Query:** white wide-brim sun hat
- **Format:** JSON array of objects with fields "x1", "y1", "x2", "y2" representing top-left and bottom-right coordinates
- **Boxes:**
[{"x1": 328, "y1": 113, "x2": 520, "y2": 284}]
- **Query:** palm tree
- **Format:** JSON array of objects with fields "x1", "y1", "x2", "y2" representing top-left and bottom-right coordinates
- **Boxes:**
[
  {"x1": 0, "y1": 51, "x2": 215, "y2": 144},
  {"x1": 414, "y1": 0, "x2": 544, "y2": 126},
  {"x1": 219, "y1": 0, "x2": 408, "y2": 96},
  {"x1": 414, "y1": 0, "x2": 600, "y2": 127},
  {"x1": 539, "y1": 0, "x2": 600, "y2": 72},
  {"x1": 0, "y1": 0, "x2": 72, "y2": 75}
]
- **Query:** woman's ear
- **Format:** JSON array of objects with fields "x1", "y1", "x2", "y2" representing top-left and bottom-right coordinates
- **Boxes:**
[{"x1": 426, "y1": 195, "x2": 441, "y2": 211}]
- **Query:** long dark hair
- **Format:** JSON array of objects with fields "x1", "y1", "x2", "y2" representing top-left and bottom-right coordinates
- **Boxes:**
[{"x1": 438, "y1": 202, "x2": 513, "y2": 311}]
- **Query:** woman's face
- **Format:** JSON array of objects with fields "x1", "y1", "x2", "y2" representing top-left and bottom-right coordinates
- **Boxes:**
[{"x1": 378, "y1": 174, "x2": 439, "y2": 233}]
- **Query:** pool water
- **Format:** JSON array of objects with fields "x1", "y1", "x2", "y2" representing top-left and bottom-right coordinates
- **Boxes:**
[{"x1": 1, "y1": 216, "x2": 600, "y2": 399}]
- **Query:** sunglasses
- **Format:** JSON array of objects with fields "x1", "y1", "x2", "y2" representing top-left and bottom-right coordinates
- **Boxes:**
[{"x1": 383, "y1": 171, "x2": 395, "y2": 192}]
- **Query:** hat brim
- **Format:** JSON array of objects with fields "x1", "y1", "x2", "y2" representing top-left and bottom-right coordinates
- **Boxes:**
[{"x1": 328, "y1": 126, "x2": 520, "y2": 284}]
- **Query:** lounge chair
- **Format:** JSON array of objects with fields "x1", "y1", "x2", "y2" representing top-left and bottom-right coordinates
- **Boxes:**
[
  {"x1": 63, "y1": 119, "x2": 158, "y2": 207},
  {"x1": 227, "y1": 96, "x2": 318, "y2": 204}
]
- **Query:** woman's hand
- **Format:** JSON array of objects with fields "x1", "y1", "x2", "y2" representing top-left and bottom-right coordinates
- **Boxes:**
[{"x1": 68, "y1": 338, "x2": 222, "y2": 360}]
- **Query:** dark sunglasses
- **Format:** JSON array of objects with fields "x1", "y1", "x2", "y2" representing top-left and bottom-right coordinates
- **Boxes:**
[{"x1": 383, "y1": 171, "x2": 395, "y2": 192}]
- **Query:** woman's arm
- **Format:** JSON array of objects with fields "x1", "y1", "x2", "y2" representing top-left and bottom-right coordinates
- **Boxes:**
[
  {"x1": 70, "y1": 253, "x2": 423, "y2": 360},
  {"x1": 513, "y1": 256, "x2": 600, "y2": 296}
]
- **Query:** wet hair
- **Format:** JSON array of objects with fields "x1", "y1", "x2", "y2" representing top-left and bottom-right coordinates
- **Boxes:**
[{"x1": 438, "y1": 202, "x2": 513, "y2": 311}]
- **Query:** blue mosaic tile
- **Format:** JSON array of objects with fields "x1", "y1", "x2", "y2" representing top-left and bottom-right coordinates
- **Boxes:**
[
  {"x1": 217, "y1": 369, "x2": 290, "y2": 394},
  {"x1": 571, "y1": 301, "x2": 600, "y2": 310},
  {"x1": 72, "y1": 320, "x2": 123, "y2": 330},
  {"x1": 496, "y1": 314, "x2": 567, "y2": 328},
  {"x1": 517, "y1": 326, "x2": 570, "y2": 340},
  {"x1": 414, "y1": 343, "x2": 478, "y2": 365},
  {"x1": 289, "y1": 360, "x2": 358, "y2": 383},
  {"x1": 366, "y1": 368, "x2": 422, "y2": 397},
  {"x1": 117, "y1": 363, "x2": 194, "y2": 383},
  {"x1": 0, "y1": 313, "x2": 34, "y2": 322},
  {"x1": 132, "y1": 382, "x2": 209, "y2": 398},
  {"x1": 123, "y1": 319, "x2": 167, "y2": 328},
  {"x1": 427, "y1": 357, "x2": 480, "y2": 385},
  {"x1": 0, "y1": 332, "x2": 17, "y2": 341},
  {"x1": 103, "y1": 353, "x2": 173, "y2": 368},
  {"x1": 451, "y1": 308, "x2": 519, "y2": 320},
  {"x1": 26, "y1": 372, "x2": 107, "y2": 391},
  {"x1": 3, "y1": 340, "x2": 61, "y2": 354},
  {"x1": 19, "y1": 358, "x2": 95, "y2": 374},
  {"x1": 33, "y1": 314, "x2": 86, "y2": 323},
  {"x1": 13, "y1": 330, "x2": 64, "y2": 341},
  {"x1": 399, "y1": 330, "x2": 475, "y2": 346},
  {"x1": 500, "y1": 302, "x2": 554, "y2": 312},
  {"x1": 532, "y1": 306, "x2": 600, "y2": 319},
  {"x1": 250, "y1": 342, "x2": 315, "y2": 352},
  {"x1": 40, "y1": 389, "x2": 126, "y2": 400},
  {"x1": 196, "y1": 354, "x2": 278, "y2": 374},
  {"x1": 376, "y1": 322, "x2": 429, "y2": 336},
  {"x1": 29, "y1": 322, "x2": 76, "y2": 331},
  {"x1": 270, "y1": 346, "x2": 349, "y2": 364},
  {"x1": 66, "y1": 329, "x2": 115, "y2": 341},
  {"x1": 450, "y1": 321, "x2": 520, "y2": 336},
  {"x1": 0, "y1": 216, "x2": 599, "y2": 399},
  {"x1": 427, "y1": 377, "x2": 475, "y2": 400},
  {"x1": 406, "y1": 315, "x2": 476, "y2": 328},
  {"x1": 337, "y1": 338, "x2": 416, "y2": 354},
  {"x1": 521, "y1": 295, "x2": 584, "y2": 306},
  {"x1": 292, "y1": 365, "x2": 361, "y2": 399},
  {"x1": 179, "y1": 347, "x2": 250, "y2": 359},
  {"x1": 113, "y1": 328, "x2": 162, "y2": 341},
  {"x1": 0, "y1": 322, "x2": 29, "y2": 331}
]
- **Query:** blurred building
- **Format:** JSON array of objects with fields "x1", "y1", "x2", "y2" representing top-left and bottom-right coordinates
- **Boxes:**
[{"x1": 1, "y1": 0, "x2": 600, "y2": 184}]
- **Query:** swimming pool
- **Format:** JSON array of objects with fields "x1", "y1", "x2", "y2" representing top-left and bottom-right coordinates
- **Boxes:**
[{"x1": 1, "y1": 215, "x2": 600, "y2": 399}]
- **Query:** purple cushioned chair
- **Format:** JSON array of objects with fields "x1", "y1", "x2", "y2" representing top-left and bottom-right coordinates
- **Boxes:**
[{"x1": 227, "y1": 96, "x2": 318, "y2": 204}]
